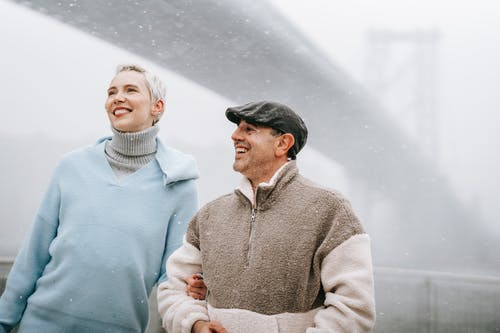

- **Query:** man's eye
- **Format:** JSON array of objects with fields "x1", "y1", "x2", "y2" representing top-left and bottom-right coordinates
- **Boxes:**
[
  {"x1": 127, "y1": 87, "x2": 137, "y2": 92},
  {"x1": 107, "y1": 91, "x2": 116, "y2": 96}
]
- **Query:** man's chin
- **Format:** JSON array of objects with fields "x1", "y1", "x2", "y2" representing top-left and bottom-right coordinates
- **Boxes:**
[{"x1": 232, "y1": 162, "x2": 245, "y2": 173}]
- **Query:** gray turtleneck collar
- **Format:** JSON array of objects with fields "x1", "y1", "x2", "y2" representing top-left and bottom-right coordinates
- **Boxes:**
[{"x1": 104, "y1": 125, "x2": 159, "y2": 179}]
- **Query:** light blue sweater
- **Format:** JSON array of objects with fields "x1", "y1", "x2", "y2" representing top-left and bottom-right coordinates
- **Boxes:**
[{"x1": 0, "y1": 138, "x2": 199, "y2": 332}]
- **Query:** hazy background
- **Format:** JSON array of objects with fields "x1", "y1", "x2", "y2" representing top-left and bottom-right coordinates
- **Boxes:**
[
  {"x1": 1, "y1": 0, "x2": 499, "y2": 272},
  {"x1": 1, "y1": 0, "x2": 500, "y2": 331},
  {"x1": 270, "y1": 0, "x2": 500, "y2": 234}
]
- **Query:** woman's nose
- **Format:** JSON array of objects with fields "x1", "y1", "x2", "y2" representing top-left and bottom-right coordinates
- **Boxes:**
[{"x1": 113, "y1": 91, "x2": 125, "y2": 103}]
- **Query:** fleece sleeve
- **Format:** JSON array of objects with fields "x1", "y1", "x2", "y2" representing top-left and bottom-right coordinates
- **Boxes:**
[
  {"x1": 158, "y1": 179, "x2": 199, "y2": 284},
  {"x1": 0, "y1": 168, "x2": 61, "y2": 332},
  {"x1": 157, "y1": 240, "x2": 209, "y2": 333},
  {"x1": 307, "y1": 234, "x2": 376, "y2": 333}
]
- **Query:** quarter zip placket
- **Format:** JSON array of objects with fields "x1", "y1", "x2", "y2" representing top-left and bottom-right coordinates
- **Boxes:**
[{"x1": 246, "y1": 207, "x2": 257, "y2": 266}]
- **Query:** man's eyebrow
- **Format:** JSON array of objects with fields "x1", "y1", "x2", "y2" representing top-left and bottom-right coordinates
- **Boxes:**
[{"x1": 245, "y1": 121, "x2": 260, "y2": 128}]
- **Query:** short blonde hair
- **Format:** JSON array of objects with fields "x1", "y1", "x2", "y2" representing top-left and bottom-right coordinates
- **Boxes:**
[{"x1": 116, "y1": 64, "x2": 166, "y2": 102}]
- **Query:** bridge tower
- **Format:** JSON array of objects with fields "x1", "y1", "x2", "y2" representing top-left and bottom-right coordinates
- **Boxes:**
[{"x1": 365, "y1": 28, "x2": 440, "y2": 163}]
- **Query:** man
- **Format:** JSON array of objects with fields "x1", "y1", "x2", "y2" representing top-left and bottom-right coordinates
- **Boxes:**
[{"x1": 158, "y1": 101, "x2": 376, "y2": 333}]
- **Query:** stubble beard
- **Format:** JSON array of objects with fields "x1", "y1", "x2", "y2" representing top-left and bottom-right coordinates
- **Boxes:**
[{"x1": 233, "y1": 159, "x2": 245, "y2": 174}]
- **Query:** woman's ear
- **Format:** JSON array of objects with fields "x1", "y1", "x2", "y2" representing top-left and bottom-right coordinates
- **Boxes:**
[
  {"x1": 152, "y1": 99, "x2": 165, "y2": 118},
  {"x1": 275, "y1": 133, "x2": 295, "y2": 158}
]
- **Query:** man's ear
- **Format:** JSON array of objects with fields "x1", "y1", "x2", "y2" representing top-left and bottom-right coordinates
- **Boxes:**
[{"x1": 275, "y1": 133, "x2": 295, "y2": 158}]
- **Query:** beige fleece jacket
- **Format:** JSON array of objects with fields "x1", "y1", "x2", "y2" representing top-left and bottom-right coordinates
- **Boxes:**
[{"x1": 158, "y1": 162, "x2": 375, "y2": 333}]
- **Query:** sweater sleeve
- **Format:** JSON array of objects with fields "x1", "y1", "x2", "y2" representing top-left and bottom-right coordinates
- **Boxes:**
[
  {"x1": 0, "y1": 168, "x2": 61, "y2": 331},
  {"x1": 157, "y1": 240, "x2": 209, "y2": 333},
  {"x1": 307, "y1": 234, "x2": 376, "y2": 333},
  {"x1": 158, "y1": 179, "x2": 199, "y2": 283}
]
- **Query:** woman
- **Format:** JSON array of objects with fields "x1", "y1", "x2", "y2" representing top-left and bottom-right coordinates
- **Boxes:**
[{"x1": 0, "y1": 64, "x2": 199, "y2": 332}]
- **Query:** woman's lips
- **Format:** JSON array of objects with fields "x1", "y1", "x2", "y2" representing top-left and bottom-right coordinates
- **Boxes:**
[{"x1": 113, "y1": 108, "x2": 131, "y2": 117}]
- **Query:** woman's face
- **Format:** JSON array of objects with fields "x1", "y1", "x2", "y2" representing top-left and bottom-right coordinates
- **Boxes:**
[{"x1": 105, "y1": 70, "x2": 163, "y2": 132}]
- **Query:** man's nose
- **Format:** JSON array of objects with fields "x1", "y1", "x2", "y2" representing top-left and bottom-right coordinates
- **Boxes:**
[{"x1": 231, "y1": 128, "x2": 243, "y2": 141}]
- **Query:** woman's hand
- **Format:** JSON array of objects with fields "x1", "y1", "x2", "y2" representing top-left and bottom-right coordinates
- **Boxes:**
[{"x1": 185, "y1": 273, "x2": 207, "y2": 300}]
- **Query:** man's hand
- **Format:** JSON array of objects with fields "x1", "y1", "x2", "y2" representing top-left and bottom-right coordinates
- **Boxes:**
[
  {"x1": 192, "y1": 320, "x2": 227, "y2": 333},
  {"x1": 185, "y1": 273, "x2": 207, "y2": 300}
]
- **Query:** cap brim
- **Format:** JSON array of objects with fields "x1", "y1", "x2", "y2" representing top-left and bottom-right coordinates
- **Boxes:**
[{"x1": 225, "y1": 108, "x2": 242, "y2": 124}]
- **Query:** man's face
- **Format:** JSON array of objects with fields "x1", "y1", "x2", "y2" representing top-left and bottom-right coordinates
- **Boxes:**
[
  {"x1": 105, "y1": 70, "x2": 163, "y2": 132},
  {"x1": 231, "y1": 120, "x2": 280, "y2": 183}
]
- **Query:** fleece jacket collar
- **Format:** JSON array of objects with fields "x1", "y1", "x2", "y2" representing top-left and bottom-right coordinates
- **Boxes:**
[{"x1": 236, "y1": 161, "x2": 298, "y2": 210}]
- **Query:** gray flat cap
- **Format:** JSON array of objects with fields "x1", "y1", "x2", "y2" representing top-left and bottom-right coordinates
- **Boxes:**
[{"x1": 225, "y1": 101, "x2": 308, "y2": 160}]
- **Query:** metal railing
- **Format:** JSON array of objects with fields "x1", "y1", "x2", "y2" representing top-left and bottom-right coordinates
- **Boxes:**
[
  {"x1": 2, "y1": 261, "x2": 500, "y2": 332},
  {"x1": 373, "y1": 267, "x2": 500, "y2": 333}
]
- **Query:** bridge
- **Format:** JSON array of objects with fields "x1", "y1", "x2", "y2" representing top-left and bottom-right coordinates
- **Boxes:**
[{"x1": 9, "y1": 0, "x2": 498, "y2": 274}]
